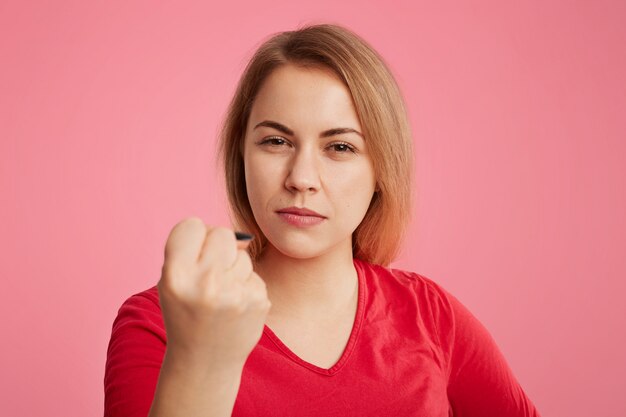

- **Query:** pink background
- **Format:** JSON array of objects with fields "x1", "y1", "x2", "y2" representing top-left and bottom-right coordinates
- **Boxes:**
[{"x1": 1, "y1": 1, "x2": 624, "y2": 416}]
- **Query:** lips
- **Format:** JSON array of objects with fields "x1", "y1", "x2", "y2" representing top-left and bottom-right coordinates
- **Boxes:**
[
  {"x1": 276, "y1": 207, "x2": 326, "y2": 228},
  {"x1": 276, "y1": 206, "x2": 326, "y2": 218}
]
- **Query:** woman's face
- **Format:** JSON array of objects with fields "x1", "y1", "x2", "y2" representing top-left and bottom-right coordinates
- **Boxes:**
[{"x1": 243, "y1": 64, "x2": 377, "y2": 260}]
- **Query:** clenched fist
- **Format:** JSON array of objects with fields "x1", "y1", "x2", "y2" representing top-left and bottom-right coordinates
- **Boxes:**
[{"x1": 157, "y1": 217, "x2": 271, "y2": 370}]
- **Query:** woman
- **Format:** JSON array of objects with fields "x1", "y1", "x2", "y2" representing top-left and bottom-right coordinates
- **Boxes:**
[{"x1": 104, "y1": 23, "x2": 541, "y2": 417}]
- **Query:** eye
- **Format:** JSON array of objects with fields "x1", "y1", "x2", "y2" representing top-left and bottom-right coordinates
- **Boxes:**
[
  {"x1": 328, "y1": 141, "x2": 357, "y2": 154},
  {"x1": 259, "y1": 136, "x2": 289, "y2": 147}
]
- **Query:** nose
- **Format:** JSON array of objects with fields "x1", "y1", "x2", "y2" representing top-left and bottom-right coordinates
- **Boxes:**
[{"x1": 284, "y1": 147, "x2": 321, "y2": 194}]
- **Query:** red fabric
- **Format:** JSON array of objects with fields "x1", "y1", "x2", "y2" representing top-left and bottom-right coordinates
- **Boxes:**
[{"x1": 104, "y1": 258, "x2": 541, "y2": 416}]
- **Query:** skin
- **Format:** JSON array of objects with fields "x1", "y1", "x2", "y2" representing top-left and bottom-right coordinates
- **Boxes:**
[
  {"x1": 146, "y1": 64, "x2": 377, "y2": 415},
  {"x1": 242, "y1": 63, "x2": 377, "y2": 353}
]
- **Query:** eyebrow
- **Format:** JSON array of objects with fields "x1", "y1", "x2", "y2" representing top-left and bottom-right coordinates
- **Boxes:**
[{"x1": 253, "y1": 120, "x2": 364, "y2": 139}]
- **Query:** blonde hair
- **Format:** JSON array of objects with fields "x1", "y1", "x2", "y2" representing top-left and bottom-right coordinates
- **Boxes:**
[{"x1": 217, "y1": 23, "x2": 413, "y2": 266}]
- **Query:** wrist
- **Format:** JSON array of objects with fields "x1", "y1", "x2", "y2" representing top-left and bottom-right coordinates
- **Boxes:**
[{"x1": 162, "y1": 346, "x2": 246, "y2": 377}]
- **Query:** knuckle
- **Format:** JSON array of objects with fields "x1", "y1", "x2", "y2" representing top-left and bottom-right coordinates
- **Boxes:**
[
  {"x1": 159, "y1": 264, "x2": 177, "y2": 288},
  {"x1": 181, "y1": 216, "x2": 205, "y2": 228},
  {"x1": 171, "y1": 217, "x2": 204, "y2": 238},
  {"x1": 246, "y1": 278, "x2": 268, "y2": 300},
  {"x1": 260, "y1": 299, "x2": 272, "y2": 311},
  {"x1": 156, "y1": 277, "x2": 171, "y2": 297},
  {"x1": 165, "y1": 218, "x2": 206, "y2": 257},
  {"x1": 250, "y1": 292, "x2": 271, "y2": 311},
  {"x1": 196, "y1": 270, "x2": 220, "y2": 296},
  {"x1": 251, "y1": 272, "x2": 265, "y2": 286},
  {"x1": 237, "y1": 251, "x2": 253, "y2": 273},
  {"x1": 209, "y1": 226, "x2": 235, "y2": 243},
  {"x1": 160, "y1": 261, "x2": 176, "y2": 279},
  {"x1": 161, "y1": 261, "x2": 189, "y2": 284}
]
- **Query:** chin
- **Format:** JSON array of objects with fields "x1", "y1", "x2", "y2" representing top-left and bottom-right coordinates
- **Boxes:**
[
  {"x1": 265, "y1": 236, "x2": 323, "y2": 259},
  {"x1": 265, "y1": 231, "x2": 350, "y2": 261},
  {"x1": 276, "y1": 245, "x2": 329, "y2": 260},
  {"x1": 257, "y1": 216, "x2": 354, "y2": 260}
]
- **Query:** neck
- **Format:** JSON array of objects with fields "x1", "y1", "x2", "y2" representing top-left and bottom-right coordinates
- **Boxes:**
[{"x1": 254, "y1": 242, "x2": 358, "y2": 321}]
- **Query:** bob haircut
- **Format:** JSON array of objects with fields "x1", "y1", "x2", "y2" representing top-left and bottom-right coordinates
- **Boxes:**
[{"x1": 217, "y1": 23, "x2": 414, "y2": 266}]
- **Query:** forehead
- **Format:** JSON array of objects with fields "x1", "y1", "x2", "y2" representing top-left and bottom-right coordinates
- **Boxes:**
[{"x1": 247, "y1": 64, "x2": 362, "y2": 131}]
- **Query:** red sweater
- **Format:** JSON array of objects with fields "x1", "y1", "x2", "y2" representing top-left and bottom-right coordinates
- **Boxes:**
[{"x1": 104, "y1": 258, "x2": 540, "y2": 416}]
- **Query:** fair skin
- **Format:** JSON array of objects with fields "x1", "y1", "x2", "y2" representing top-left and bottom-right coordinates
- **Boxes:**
[
  {"x1": 147, "y1": 63, "x2": 377, "y2": 416},
  {"x1": 243, "y1": 63, "x2": 377, "y2": 367}
]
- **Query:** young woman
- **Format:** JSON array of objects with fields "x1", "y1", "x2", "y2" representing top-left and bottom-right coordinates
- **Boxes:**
[{"x1": 104, "y1": 23, "x2": 541, "y2": 417}]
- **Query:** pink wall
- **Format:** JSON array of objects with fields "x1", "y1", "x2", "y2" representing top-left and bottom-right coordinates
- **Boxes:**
[{"x1": 1, "y1": 1, "x2": 624, "y2": 416}]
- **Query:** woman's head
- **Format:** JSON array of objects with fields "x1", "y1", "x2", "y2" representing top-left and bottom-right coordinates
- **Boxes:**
[{"x1": 218, "y1": 23, "x2": 413, "y2": 266}]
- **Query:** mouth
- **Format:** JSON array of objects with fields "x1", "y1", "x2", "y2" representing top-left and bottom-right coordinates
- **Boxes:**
[
  {"x1": 275, "y1": 206, "x2": 327, "y2": 227},
  {"x1": 275, "y1": 206, "x2": 326, "y2": 218}
]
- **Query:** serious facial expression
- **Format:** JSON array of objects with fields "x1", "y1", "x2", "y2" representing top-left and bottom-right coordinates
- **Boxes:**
[{"x1": 243, "y1": 64, "x2": 377, "y2": 260}]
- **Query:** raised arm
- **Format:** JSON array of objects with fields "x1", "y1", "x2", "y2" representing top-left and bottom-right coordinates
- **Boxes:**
[{"x1": 104, "y1": 218, "x2": 271, "y2": 417}]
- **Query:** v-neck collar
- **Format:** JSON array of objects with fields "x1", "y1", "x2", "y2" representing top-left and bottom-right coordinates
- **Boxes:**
[{"x1": 261, "y1": 258, "x2": 367, "y2": 376}]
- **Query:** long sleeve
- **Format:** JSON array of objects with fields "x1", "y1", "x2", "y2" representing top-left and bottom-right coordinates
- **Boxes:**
[
  {"x1": 423, "y1": 279, "x2": 541, "y2": 417},
  {"x1": 104, "y1": 287, "x2": 166, "y2": 417}
]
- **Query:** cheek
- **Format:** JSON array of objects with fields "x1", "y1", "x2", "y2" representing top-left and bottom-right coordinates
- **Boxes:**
[
  {"x1": 245, "y1": 155, "x2": 281, "y2": 207},
  {"x1": 330, "y1": 168, "x2": 376, "y2": 212},
  {"x1": 349, "y1": 188, "x2": 375, "y2": 213}
]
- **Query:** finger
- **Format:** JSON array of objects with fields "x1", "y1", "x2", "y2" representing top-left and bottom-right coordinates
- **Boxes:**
[
  {"x1": 245, "y1": 273, "x2": 271, "y2": 307},
  {"x1": 226, "y1": 249, "x2": 254, "y2": 283},
  {"x1": 236, "y1": 239, "x2": 252, "y2": 251},
  {"x1": 164, "y1": 217, "x2": 207, "y2": 268},
  {"x1": 198, "y1": 226, "x2": 238, "y2": 269}
]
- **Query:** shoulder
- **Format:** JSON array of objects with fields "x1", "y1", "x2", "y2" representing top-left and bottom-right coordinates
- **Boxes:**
[
  {"x1": 114, "y1": 285, "x2": 161, "y2": 318},
  {"x1": 109, "y1": 286, "x2": 164, "y2": 339},
  {"x1": 354, "y1": 258, "x2": 462, "y2": 341},
  {"x1": 363, "y1": 262, "x2": 509, "y2": 370},
  {"x1": 119, "y1": 285, "x2": 160, "y2": 310},
  {"x1": 355, "y1": 257, "x2": 455, "y2": 310}
]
